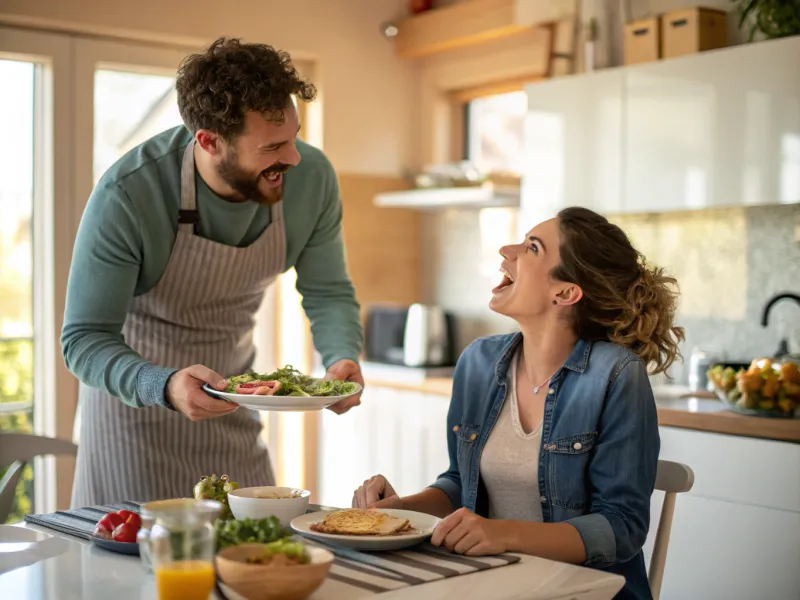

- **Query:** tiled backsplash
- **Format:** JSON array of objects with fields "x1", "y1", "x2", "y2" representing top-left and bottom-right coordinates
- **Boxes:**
[{"x1": 420, "y1": 204, "x2": 800, "y2": 383}]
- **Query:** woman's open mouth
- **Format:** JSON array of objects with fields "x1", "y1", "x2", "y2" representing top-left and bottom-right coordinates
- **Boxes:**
[{"x1": 492, "y1": 266, "x2": 515, "y2": 293}]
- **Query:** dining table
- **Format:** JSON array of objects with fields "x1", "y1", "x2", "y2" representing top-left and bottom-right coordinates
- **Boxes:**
[{"x1": 0, "y1": 504, "x2": 625, "y2": 600}]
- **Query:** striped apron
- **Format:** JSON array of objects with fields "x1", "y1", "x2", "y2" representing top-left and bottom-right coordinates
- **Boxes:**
[{"x1": 70, "y1": 139, "x2": 281, "y2": 508}]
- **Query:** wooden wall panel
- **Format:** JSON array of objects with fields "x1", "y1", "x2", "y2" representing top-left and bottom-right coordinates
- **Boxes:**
[{"x1": 337, "y1": 174, "x2": 422, "y2": 315}]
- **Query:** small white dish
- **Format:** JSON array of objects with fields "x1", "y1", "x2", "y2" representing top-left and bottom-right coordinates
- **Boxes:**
[
  {"x1": 202, "y1": 383, "x2": 361, "y2": 412},
  {"x1": 227, "y1": 486, "x2": 311, "y2": 526},
  {"x1": 290, "y1": 508, "x2": 440, "y2": 551}
]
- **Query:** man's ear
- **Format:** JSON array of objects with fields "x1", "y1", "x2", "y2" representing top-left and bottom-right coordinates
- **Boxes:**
[
  {"x1": 195, "y1": 129, "x2": 223, "y2": 156},
  {"x1": 555, "y1": 285, "x2": 583, "y2": 306}
]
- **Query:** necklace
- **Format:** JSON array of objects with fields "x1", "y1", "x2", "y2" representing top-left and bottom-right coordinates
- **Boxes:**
[{"x1": 528, "y1": 368, "x2": 560, "y2": 395}]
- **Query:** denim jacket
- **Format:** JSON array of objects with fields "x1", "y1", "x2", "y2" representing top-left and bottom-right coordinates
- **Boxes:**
[{"x1": 429, "y1": 333, "x2": 659, "y2": 600}]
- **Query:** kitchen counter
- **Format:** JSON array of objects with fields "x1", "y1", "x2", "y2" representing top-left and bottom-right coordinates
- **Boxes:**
[{"x1": 362, "y1": 370, "x2": 800, "y2": 443}]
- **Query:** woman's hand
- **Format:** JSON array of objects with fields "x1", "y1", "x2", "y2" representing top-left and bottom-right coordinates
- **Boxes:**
[
  {"x1": 431, "y1": 508, "x2": 507, "y2": 556},
  {"x1": 352, "y1": 475, "x2": 402, "y2": 509}
]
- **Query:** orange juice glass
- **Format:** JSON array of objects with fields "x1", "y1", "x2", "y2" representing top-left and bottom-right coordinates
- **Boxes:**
[
  {"x1": 156, "y1": 560, "x2": 216, "y2": 600},
  {"x1": 137, "y1": 498, "x2": 223, "y2": 600}
]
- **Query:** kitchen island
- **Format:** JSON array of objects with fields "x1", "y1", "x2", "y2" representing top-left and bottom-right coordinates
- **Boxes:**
[{"x1": 315, "y1": 363, "x2": 800, "y2": 600}]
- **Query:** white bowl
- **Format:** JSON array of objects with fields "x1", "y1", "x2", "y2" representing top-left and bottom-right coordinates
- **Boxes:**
[{"x1": 228, "y1": 486, "x2": 311, "y2": 526}]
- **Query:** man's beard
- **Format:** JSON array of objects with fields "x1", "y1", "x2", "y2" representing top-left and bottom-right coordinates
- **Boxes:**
[{"x1": 217, "y1": 148, "x2": 289, "y2": 206}]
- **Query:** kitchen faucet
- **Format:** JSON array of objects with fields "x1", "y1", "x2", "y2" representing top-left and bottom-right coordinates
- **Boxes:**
[{"x1": 760, "y1": 292, "x2": 800, "y2": 359}]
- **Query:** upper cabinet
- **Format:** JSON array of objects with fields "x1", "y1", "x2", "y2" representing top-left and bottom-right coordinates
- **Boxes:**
[
  {"x1": 624, "y1": 36, "x2": 800, "y2": 213},
  {"x1": 523, "y1": 36, "x2": 800, "y2": 216},
  {"x1": 522, "y1": 69, "x2": 624, "y2": 219}
]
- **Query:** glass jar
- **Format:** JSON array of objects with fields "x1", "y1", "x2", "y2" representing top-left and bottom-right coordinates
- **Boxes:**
[{"x1": 137, "y1": 498, "x2": 223, "y2": 600}]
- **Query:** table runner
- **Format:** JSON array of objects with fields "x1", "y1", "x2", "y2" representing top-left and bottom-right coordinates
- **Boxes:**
[{"x1": 25, "y1": 502, "x2": 521, "y2": 597}]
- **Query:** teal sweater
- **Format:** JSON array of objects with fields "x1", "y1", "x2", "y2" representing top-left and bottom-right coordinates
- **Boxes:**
[{"x1": 61, "y1": 126, "x2": 362, "y2": 409}]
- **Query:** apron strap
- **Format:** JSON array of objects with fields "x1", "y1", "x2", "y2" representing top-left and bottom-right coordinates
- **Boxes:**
[{"x1": 179, "y1": 138, "x2": 199, "y2": 232}]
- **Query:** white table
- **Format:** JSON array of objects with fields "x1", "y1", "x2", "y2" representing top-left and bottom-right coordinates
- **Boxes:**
[{"x1": 0, "y1": 523, "x2": 624, "y2": 600}]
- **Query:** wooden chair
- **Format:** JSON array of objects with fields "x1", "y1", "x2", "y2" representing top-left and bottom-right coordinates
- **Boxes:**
[
  {"x1": 0, "y1": 432, "x2": 78, "y2": 523},
  {"x1": 649, "y1": 460, "x2": 695, "y2": 600}
]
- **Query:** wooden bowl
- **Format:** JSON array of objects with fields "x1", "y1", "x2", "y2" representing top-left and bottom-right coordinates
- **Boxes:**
[{"x1": 215, "y1": 543, "x2": 333, "y2": 600}]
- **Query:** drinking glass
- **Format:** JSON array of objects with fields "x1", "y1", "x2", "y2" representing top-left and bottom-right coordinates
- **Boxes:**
[{"x1": 137, "y1": 498, "x2": 223, "y2": 600}]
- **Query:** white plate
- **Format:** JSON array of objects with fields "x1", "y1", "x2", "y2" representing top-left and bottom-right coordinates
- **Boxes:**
[
  {"x1": 202, "y1": 382, "x2": 361, "y2": 412},
  {"x1": 290, "y1": 508, "x2": 440, "y2": 551}
]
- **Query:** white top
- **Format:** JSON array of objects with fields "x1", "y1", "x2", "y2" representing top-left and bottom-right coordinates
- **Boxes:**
[{"x1": 480, "y1": 348, "x2": 544, "y2": 522}]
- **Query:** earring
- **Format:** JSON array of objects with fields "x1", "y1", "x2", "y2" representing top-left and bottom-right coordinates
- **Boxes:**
[{"x1": 552, "y1": 300, "x2": 557, "y2": 305}]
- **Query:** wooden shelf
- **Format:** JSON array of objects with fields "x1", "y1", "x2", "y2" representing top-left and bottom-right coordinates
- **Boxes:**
[
  {"x1": 394, "y1": 0, "x2": 577, "y2": 59},
  {"x1": 374, "y1": 182, "x2": 520, "y2": 210},
  {"x1": 394, "y1": 0, "x2": 526, "y2": 59}
]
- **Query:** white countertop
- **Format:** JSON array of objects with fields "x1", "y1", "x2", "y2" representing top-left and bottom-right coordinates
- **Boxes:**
[{"x1": 1, "y1": 523, "x2": 625, "y2": 600}]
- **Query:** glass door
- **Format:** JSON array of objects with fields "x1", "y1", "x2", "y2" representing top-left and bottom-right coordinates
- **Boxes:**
[
  {"x1": 0, "y1": 26, "x2": 71, "y2": 521},
  {"x1": 69, "y1": 39, "x2": 196, "y2": 447},
  {"x1": 72, "y1": 38, "x2": 195, "y2": 220}
]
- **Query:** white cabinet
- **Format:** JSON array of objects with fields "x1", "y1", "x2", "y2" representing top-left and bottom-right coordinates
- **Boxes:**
[
  {"x1": 316, "y1": 385, "x2": 450, "y2": 508},
  {"x1": 523, "y1": 69, "x2": 624, "y2": 221},
  {"x1": 624, "y1": 36, "x2": 800, "y2": 213},
  {"x1": 522, "y1": 36, "x2": 800, "y2": 216},
  {"x1": 642, "y1": 426, "x2": 800, "y2": 600}
]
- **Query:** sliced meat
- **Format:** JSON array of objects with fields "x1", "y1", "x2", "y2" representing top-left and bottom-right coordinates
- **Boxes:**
[{"x1": 235, "y1": 380, "x2": 281, "y2": 395}]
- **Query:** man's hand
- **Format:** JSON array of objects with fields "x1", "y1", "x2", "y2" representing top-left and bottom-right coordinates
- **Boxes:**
[
  {"x1": 165, "y1": 364, "x2": 239, "y2": 421},
  {"x1": 324, "y1": 359, "x2": 364, "y2": 415},
  {"x1": 430, "y1": 508, "x2": 508, "y2": 556}
]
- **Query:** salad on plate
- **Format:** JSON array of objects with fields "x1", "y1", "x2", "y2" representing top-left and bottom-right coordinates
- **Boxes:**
[{"x1": 224, "y1": 364, "x2": 360, "y2": 397}]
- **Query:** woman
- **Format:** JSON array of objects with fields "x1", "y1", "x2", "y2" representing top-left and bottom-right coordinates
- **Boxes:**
[{"x1": 352, "y1": 207, "x2": 684, "y2": 600}]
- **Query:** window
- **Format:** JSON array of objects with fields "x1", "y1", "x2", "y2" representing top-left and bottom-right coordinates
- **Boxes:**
[
  {"x1": 464, "y1": 90, "x2": 528, "y2": 175},
  {"x1": 0, "y1": 59, "x2": 37, "y2": 522},
  {"x1": 93, "y1": 69, "x2": 182, "y2": 184}
]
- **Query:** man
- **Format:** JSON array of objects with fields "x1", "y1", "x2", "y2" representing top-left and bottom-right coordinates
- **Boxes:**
[{"x1": 62, "y1": 37, "x2": 364, "y2": 507}]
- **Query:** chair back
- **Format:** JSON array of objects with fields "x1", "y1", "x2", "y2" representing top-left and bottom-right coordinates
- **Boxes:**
[
  {"x1": 649, "y1": 459, "x2": 695, "y2": 600},
  {"x1": 0, "y1": 433, "x2": 78, "y2": 523}
]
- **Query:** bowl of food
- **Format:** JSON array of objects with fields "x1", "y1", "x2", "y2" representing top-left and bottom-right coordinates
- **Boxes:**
[
  {"x1": 227, "y1": 487, "x2": 311, "y2": 526},
  {"x1": 215, "y1": 540, "x2": 332, "y2": 600},
  {"x1": 707, "y1": 358, "x2": 800, "y2": 418}
]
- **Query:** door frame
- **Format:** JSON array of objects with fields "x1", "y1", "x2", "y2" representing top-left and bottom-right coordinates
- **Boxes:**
[
  {"x1": 0, "y1": 25, "x2": 72, "y2": 513},
  {"x1": 2, "y1": 24, "x2": 323, "y2": 510}
]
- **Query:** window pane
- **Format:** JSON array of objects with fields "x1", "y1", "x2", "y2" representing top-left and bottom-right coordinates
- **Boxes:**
[
  {"x1": 468, "y1": 90, "x2": 528, "y2": 176},
  {"x1": 0, "y1": 58, "x2": 36, "y2": 523},
  {"x1": 93, "y1": 69, "x2": 183, "y2": 183}
]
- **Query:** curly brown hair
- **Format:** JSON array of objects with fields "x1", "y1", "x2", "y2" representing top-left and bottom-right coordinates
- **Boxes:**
[
  {"x1": 175, "y1": 36, "x2": 317, "y2": 140},
  {"x1": 552, "y1": 207, "x2": 685, "y2": 375}
]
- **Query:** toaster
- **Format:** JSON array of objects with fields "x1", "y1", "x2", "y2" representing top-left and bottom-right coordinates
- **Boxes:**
[{"x1": 364, "y1": 304, "x2": 456, "y2": 367}]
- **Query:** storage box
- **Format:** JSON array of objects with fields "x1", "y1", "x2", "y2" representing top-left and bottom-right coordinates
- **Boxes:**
[
  {"x1": 623, "y1": 17, "x2": 662, "y2": 65},
  {"x1": 661, "y1": 7, "x2": 728, "y2": 59}
]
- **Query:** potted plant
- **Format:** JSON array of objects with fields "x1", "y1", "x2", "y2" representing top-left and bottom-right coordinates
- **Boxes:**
[{"x1": 732, "y1": 0, "x2": 800, "y2": 41}]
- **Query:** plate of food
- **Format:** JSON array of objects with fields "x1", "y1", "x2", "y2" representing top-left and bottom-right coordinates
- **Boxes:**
[
  {"x1": 707, "y1": 358, "x2": 800, "y2": 418},
  {"x1": 289, "y1": 508, "x2": 440, "y2": 551},
  {"x1": 203, "y1": 365, "x2": 362, "y2": 412},
  {"x1": 91, "y1": 509, "x2": 141, "y2": 555}
]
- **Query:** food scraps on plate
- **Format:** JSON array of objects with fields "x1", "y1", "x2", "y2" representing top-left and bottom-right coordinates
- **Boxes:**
[
  {"x1": 225, "y1": 364, "x2": 360, "y2": 397},
  {"x1": 309, "y1": 508, "x2": 412, "y2": 536}
]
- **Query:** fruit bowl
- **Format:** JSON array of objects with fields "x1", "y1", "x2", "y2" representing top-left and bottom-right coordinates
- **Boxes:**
[{"x1": 707, "y1": 358, "x2": 800, "y2": 419}]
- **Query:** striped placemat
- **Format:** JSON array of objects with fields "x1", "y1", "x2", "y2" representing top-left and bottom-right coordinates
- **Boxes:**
[
  {"x1": 24, "y1": 501, "x2": 144, "y2": 539},
  {"x1": 217, "y1": 538, "x2": 520, "y2": 599}
]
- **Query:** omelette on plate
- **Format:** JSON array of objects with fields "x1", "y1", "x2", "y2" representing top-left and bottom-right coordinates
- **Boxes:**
[{"x1": 310, "y1": 509, "x2": 412, "y2": 536}]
